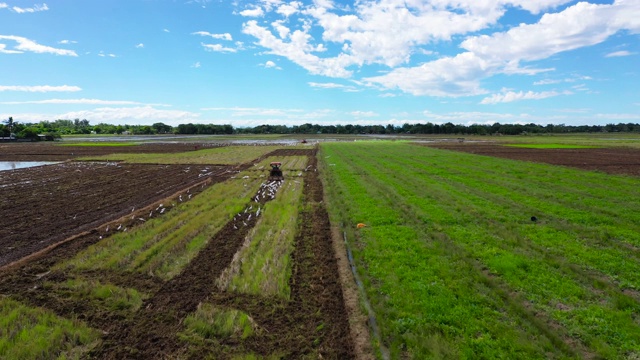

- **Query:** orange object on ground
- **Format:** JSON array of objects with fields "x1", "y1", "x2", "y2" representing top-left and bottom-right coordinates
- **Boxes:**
[{"x1": 357, "y1": 223, "x2": 366, "y2": 229}]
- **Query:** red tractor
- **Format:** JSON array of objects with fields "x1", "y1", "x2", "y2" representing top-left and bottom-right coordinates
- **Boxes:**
[{"x1": 269, "y1": 162, "x2": 283, "y2": 181}]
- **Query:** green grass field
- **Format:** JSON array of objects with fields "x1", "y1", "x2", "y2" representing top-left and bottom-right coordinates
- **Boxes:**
[
  {"x1": 0, "y1": 297, "x2": 99, "y2": 359},
  {"x1": 320, "y1": 141, "x2": 640, "y2": 359}
]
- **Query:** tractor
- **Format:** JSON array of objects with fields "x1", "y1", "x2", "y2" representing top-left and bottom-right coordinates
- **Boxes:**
[{"x1": 268, "y1": 162, "x2": 283, "y2": 181}]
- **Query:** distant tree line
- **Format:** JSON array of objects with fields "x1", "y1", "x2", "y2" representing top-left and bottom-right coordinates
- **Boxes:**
[{"x1": 2, "y1": 117, "x2": 640, "y2": 140}]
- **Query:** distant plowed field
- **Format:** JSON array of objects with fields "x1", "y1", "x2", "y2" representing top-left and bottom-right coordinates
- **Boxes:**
[
  {"x1": 0, "y1": 142, "x2": 218, "y2": 161},
  {"x1": 428, "y1": 143, "x2": 640, "y2": 176}
]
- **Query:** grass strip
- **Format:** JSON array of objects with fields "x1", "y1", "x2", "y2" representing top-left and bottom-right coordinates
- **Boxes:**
[
  {"x1": 0, "y1": 297, "x2": 100, "y2": 359},
  {"x1": 220, "y1": 177, "x2": 305, "y2": 299},
  {"x1": 60, "y1": 175, "x2": 263, "y2": 280},
  {"x1": 44, "y1": 277, "x2": 147, "y2": 313},
  {"x1": 180, "y1": 303, "x2": 258, "y2": 342}
]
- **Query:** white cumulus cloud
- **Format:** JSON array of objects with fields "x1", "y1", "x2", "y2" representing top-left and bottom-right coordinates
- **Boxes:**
[
  {"x1": 605, "y1": 50, "x2": 634, "y2": 57},
  {"x1": 0, "y1": 35, "x2": 77, "y2": 56},
  {"x1": 262, "y1": 60, "x2": 282, "y2": 69},
  {"x1": 240, "y1": 6, "x2": 264, "y2": 17},
  {"x1": 10, "y1": 3, "x2": 48, "y2": 13},
  {"x1": 365, "y1": 1, "x2": 640, "y2": 97},
  {"x1": 201, "y1": 43, "x2": 237, "y2": 53},
  {"x1": 480, "y1": 90, "x2": 569, "y2": 104},
  {"x1": 58, "y1": 106, "x2": 200, "y2": 125},
  {"x1": 192, "y1": 31, "x2": 233, "y2": 41}
]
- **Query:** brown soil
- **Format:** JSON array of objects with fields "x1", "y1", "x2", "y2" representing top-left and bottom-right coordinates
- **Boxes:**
[
  {"x1": 426, "y1": 143, "x2": 640, "y2": 176},
  {"x1": 0, "y1": 148, "x2": 355, "y2": 359},
  {"x1": 0, "y1": 162, "x2": 232, "y2": 267},
  {"x1": 0, "y1": 142, "x2": 225, "y2": 161}
]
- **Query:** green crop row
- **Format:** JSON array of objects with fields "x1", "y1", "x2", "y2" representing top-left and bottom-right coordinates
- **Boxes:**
[
  {"x1": 0, "y1": 297, "x2": 99, "y2": 359},
  {"x1": 180, "y1": 303, "x2": 258, "y2": 342},
  {"x1": 320, "y1": 141, "x2": 640, "y2": 359},
  {"x1": 59, "y1": 175, "x2": 263, "y2": 280},
  {"x1": 219, "y1": 177, "x2": 305, "y2": 299},
  {"x1": 44, "y1": 277, "x2": 147, "y2": 313}
]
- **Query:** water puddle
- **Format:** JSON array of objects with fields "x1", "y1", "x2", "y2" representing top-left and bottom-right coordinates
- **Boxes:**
[{"x1": 0, "y1": 161, "x2": 61, "y2": 172}]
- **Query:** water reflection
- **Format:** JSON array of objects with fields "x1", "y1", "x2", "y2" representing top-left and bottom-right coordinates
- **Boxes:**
[{"x1": 0, "y1": 161, "x2": 60, "y2": 172}]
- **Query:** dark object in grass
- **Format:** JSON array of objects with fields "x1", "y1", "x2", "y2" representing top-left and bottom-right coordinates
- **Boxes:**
[
  {"x1": 531, "y1": 216, "x2": 538, "y2": 222},
  {"x1": 269, "y1": 162, "x2": 283, "y2": 181}
]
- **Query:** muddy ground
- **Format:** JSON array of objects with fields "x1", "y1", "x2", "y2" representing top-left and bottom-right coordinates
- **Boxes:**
[
  {"x1": 0, "y1": 162, "x2": 233, "y2": 267},
  {"x1": 427, "y1": 143, "x2": 640, "y2": 176},
  {"x1": 0, "y1": 142, "x2": 226, "y2": 161},
  {"x1": 0, "y1": 147, "x2": 355, "y2": 358}
]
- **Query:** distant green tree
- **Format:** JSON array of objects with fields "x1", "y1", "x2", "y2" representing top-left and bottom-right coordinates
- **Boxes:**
[
  {"x1": 18, "y1": 127, "x2": 39, "y2": 140},
  {"x1": 4, "y1": 116, "x2": 14, "y2": 135}
]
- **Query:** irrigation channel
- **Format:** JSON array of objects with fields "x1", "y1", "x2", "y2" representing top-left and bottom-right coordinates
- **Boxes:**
[{"x1": 0, "y1": 148, "x2": 355, "y2": 359}]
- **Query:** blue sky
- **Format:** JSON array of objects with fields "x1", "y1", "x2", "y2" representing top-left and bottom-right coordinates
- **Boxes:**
[{"x1": 0, "y1": 0, "x2": 638, "y2": 127}]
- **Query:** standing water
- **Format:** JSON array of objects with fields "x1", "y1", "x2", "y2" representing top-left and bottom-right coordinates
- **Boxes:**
[{"x1": 0, "y1": 161, "x2": 60, "y2": 172}]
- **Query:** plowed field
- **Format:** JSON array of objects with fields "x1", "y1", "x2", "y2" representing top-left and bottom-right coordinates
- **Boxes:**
[
  {"x1": 0, "y1": 162, "x2": 233, "y2": 267},
  {"x1": 0, "y1": 147, "x2": 355, "y2": 359},
  {"x1": 0, "y1": 142, "x2": 224, "y2": 161},
  {"x1": 428, "y1": 143, "x2": 640, "y2": 176}
]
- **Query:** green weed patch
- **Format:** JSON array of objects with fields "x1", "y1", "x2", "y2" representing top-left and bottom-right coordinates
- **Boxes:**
[
  {"x1": 0, "y1": 297, "x2": 100, "y2": 359},
  {"x1": 181, "y1": 303, "x2": 258, "y2": 341},
  {"x1": 320, "y1": 141, "x2": 640, "y2": 359},
  {"x1": 45, "y1": 277, "x2": 147, "y2": 312}
]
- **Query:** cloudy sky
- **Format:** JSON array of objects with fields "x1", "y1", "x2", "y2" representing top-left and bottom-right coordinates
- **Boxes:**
[{"x1": 0, "y1": 0, "x2": 639, "y2": 127}]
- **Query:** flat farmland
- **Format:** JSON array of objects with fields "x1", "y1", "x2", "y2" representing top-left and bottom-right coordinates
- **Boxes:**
[
  {"x1": 320, "y1": 141, "x2": 640, "y2": 359},
  {"x1": 429, "y1": 142, "x2": 640, "y2": 176},
  {"x1": 0, "y1": 142, "x2": 221, "y2": 161},
  {"x1": 0, "y1": 144, "x2": 354, "y2": 359},
  {"x1": 0, "y1": 162, "x2": 231, "y2": 268}
]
